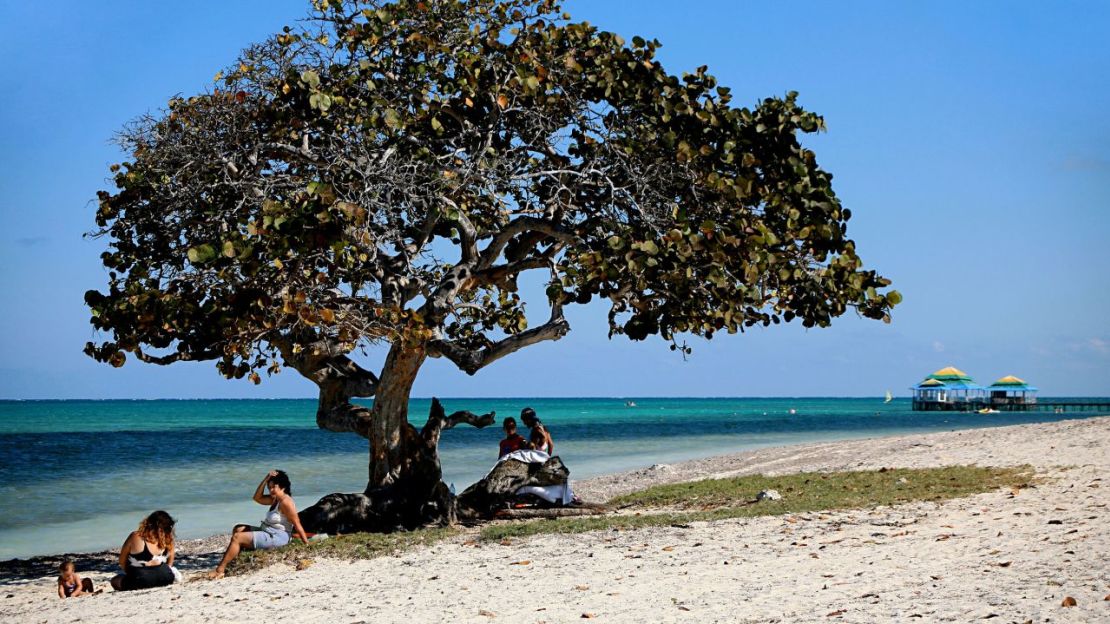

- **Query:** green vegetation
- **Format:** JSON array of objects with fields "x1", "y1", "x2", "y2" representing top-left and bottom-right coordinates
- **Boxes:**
[
  {"x1": 226, "y1": 465, "x2": 1031, "y2": 574},
  {"x1": 85, "y1": 0, "x2": 899, "y2": 526},
  {"x1": 227, "y1": 526, "x2": 457, "y2": 576},
  {"x1": 479, "y1": 465, "x2": 1032, "y2": 541}
]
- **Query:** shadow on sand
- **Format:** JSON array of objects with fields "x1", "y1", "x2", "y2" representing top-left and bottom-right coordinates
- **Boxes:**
[{"x1": 0, "y1": 550, "x2": 223, "y2": 586}]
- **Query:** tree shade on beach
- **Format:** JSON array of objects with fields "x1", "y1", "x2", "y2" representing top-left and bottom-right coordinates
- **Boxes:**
[{"x1": 83, "y1": 0, "x2": 898, "y2": 530}]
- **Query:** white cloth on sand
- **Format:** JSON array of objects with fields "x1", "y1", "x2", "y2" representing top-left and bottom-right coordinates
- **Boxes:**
[
  {"x1": 491, "y1": 449, "x2": 574, "y2": 505},
  {"x1": 516, "y1": 483, "x2": 574, "y2": 505}
]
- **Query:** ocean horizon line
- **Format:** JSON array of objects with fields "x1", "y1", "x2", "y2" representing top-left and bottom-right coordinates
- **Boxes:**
[
  {"x1": 3, "y1": 394, "x2": 1109, "y2": 402},
  {"x1": 2, "y1": 395, "x2": 897, "y2": 402}
]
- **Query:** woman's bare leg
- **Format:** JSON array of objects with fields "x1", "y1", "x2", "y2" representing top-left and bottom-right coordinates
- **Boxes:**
[{"x1": 210, "y1": 530, "x2": 254, "y2": 579}]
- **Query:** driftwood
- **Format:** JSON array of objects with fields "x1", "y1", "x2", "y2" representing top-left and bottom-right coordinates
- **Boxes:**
[{"x1": 493, "y1": 505, "x2": 607, "y2": 520}]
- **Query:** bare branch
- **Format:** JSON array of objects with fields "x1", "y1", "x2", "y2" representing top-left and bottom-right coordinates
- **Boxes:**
[
  {"x1": 428, "y1": 301, "x2": 570, "y2": 375},
  {"x1": 315, "y1": 401, "x2": 374, "y2": 438},
  {"x1": 478, "y1": 217, "x2": 575, "y2": 270},
  {"x1": 271, "y1": 334, "x2": 379, "y2": 397},
  {"x1": 421, "y1": 397, "x2": 496, "y2": 447},
  {"x1": 130, "y1": 344, "x2": 224, "y2": 365}
]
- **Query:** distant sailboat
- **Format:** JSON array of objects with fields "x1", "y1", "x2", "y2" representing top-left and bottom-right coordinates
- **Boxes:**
[{"x1": 884, "y1": 390, "x2": 893, "y2": 403}]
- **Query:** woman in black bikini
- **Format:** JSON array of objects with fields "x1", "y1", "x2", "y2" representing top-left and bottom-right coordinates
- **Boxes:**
[
  {"x1": 109, "y1": 510, "x2": 176, "y2": 591},
  {"x1": 520, "y1": 407, "x2": 554, "y2": 454}
]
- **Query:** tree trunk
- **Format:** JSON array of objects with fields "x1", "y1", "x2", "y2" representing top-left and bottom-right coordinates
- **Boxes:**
[
  {"x1": 299, "y1": 340, "x2": 500, "y2": 534},
  {"x1": 366, "y1": 343, "x2": 427, "y2": 488}
]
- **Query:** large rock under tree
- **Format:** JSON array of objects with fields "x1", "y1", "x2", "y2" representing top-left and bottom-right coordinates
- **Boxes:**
[{"x1": 300, "y1": 451, "x2": 572, "y2": 534}]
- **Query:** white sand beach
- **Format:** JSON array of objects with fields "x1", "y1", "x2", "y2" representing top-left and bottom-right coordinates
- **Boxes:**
[{"x1": 2, "y1": 416, "x2": 1107, "y2": 623}]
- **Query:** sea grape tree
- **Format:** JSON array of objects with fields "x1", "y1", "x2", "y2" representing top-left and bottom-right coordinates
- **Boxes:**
[{"x1": 85, "y1": 0, "x2": 899, "y2": 528}]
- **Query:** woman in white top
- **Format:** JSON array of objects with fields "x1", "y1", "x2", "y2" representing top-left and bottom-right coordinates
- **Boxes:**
[{"x1": 209, "y1": 470, "x2": 309, "y2": 579}]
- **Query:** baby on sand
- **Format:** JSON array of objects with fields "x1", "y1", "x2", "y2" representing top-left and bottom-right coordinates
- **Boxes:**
[{"x1": 56, "y1": 560, "x2": 95, "y2": 599}]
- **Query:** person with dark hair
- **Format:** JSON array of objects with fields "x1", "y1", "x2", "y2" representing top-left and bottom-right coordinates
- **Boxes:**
[
  {"x1": 110, "y1": 510, "x2": 176, "y2": 591},
  {"x1": 498, "y1": 417, "x2": 527, "y2": 458},
  {"x1": 520, "y1": 407, "x2": 553, "y2": 455},
  {"x1": 209, "y1": 469, "x2": 309, "y2": 579}
]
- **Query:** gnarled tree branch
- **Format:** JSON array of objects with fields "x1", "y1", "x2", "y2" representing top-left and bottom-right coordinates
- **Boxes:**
[
  {"x1": 478, "y1": 217, "x2": 575, "y2": 270},
  {"x1": 269, "y1": 334, "x2": 380, "y2": 437},
  {"x1": 420, "y1": 397, "x2": 496, "y2": 448},
  {"x1": 133, "y1": 347, "x2": 222, "y2": 365},
  {"x1": 429, "y1": 301, "x2": 570, "y2": 375}
]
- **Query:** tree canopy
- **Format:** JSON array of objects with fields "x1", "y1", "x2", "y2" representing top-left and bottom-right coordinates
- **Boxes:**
[{"x1": 86, "y1": 0, "x2": 899, "y2": 403}]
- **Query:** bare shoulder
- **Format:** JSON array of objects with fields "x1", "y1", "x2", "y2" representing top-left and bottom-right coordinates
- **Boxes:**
[{"x1": 279, "y1": 496, "x2": 299, "y2": 512}]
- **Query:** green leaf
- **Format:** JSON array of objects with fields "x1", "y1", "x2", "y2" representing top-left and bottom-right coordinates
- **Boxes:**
[
  {"x1": 383, "y1": 108, "x2": 401, "y2": 129},
  {"x1": 300, "y1": 70, "x2": 320, "y2": 88},
  {"x1": 886, "y1": 290, "x2": 903, "y2": 305},
  {"x1": 187, "y1": 244, "x2": 217, "y2": 264},
  {"x1": 309, "y1": 93, "x2": 332, "y2": 111}
]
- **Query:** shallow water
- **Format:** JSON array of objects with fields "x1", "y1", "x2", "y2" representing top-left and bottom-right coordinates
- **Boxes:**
[{"x1": 1, "y1": 397, "x2": 1105, "y2": 559}]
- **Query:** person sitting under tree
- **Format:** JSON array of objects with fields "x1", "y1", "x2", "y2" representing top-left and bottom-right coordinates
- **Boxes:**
[
  {"x1": 209, "y1": 470, "x2": 309, "y2": 579},
  {"x1": 498, "y1": 417, "x2": 528, "y2": 458},
  {"x1": 520, "y1": 407, "x2": 553, "y2": 455}
]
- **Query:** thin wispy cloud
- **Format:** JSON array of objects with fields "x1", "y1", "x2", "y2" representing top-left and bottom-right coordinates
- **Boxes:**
[
  {"x1": 15, "y1": 236, "x2": 50, "y2": 247},
  {"x1": 1059, "y1": 156, "x2": 1110, "y2": 173}
]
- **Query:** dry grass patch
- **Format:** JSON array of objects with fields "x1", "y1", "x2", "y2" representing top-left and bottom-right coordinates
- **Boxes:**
[
  {"x1": 480, "y1": 465, "x2": 1033, "y2": 541},
  {"x1": 228, "y1": 526, "x2": 457, "y2": 576},
  {"x1": 227, "y1": 465, "x2": 1033, "y2": 573}
]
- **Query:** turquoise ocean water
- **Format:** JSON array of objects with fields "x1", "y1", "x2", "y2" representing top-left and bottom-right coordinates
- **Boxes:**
[{"x1": 1, "y1": 397, "x2": 1106, "y2": 560}]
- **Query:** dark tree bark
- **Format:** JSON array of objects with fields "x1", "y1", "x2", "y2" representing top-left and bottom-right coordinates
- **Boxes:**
[{"x1": 299, "y1": 392, "x2": 498, "y2": 534}]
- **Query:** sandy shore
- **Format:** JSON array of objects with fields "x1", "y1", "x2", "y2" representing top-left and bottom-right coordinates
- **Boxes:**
[{"x1": 3, "y1": 416, "x2": 1107, "y2": 623}]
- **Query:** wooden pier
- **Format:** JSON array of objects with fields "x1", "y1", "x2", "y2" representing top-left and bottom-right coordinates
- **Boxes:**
[{"x1": 912, "y1": 400, "x2": 1110, "y2": 413}]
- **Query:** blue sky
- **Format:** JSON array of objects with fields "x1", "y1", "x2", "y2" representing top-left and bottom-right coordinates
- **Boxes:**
[{"x1": 0, "y1": 1, "x2": 1107, "y2": 399}]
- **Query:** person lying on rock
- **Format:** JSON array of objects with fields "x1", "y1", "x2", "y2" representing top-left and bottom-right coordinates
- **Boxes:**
[{"x1": 209, "y1": 470, "x2": 309, "y2": 579}]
